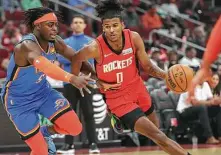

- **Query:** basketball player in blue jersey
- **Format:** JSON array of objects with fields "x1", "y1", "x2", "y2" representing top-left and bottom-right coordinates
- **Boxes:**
[{"x1": 0, "y1": 7, "x2": 95, "y2": 155}]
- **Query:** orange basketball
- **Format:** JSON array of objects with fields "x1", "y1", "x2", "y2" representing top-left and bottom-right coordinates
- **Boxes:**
[{"x1": 165, "y1": 64, "x2": 194, "y2": 94}]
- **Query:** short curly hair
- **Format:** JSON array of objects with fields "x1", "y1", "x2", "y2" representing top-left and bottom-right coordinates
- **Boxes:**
[{"x1": 95, "y1": 0, "x2": 124, "y2": 21}]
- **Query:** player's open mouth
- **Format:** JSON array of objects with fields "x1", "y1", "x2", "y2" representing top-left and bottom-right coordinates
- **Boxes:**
[{"x1": 50, "y1": 34, "x2": 56, "y2": 38}]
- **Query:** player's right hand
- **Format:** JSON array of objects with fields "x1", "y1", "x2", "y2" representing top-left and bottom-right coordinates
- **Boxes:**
[{"x1": 70, "y1": 73, "x2": 95, "y2": 96}]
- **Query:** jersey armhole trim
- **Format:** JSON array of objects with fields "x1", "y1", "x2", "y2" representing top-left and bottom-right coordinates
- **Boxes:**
[
  {"x1": 95, "y1": 39, "x2": 104, "y2": 66},
  {"x1": 128, "y1": 30, "x2": 136, "y2": 55}
]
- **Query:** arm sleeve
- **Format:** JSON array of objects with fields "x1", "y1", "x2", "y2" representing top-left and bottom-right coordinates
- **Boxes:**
[{"x1": 33, "y1": 56, "x2": 72, "y2": 83}]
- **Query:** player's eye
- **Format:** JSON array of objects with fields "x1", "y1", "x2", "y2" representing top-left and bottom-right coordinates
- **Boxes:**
[
  {"x1": 47, "y1": 23, "x2": 53, "y2": 27},
  {"x1": 113, "y1": 24, "x2": 118, "y2": 27}
]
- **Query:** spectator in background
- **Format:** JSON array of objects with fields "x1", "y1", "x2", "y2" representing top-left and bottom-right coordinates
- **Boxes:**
[
  {"x1": 119, "y1": 0, "x2": 132, "y2": 6},
  {"x1": 19, "y1": 23, "x2": 28, "y2": 36},
  {"x1": 2, "y1": 0, "x2": 21, "y2": 11},
  {"x1": 177, "y1": 68, "x2": 221, "y2": 144},
  {"x1": 217, "y1": 64, "x2": 221, "y2": 78},
  {"x1": 167, "y1": 51, "x2": 179, "y2": 68},
  {"x1": 57, "y1": 15, "x2": 99, "y2": 154},
  {"x1": 0, "y1": 49, "x2": 9, "y2": 78},
  {"x1": 160, "y1": 0, "x2": 180, "y2": 17},
  {"x1": 179, "y1": 47, "x2": 201, "y2": 67},
  {"x1": 150, "y1": 49, "x2": 168, "y2": 71},
  {"x1": 209, "y1": 73, "x2": 221, "y2": 96},
  {"x1": 141, "y1": 5, "x2": 163, "y2": 31},
  {"x1": 68, "y1": 0, "x2": 94, "y2": 14},
  {"x1": 192, "y1": 26, "x2": 207, "y2": 58},
  {"x1": 1, "y1": 20, "x2": 21, "y2": 53},
  {"x1": 123, "y1": 3, "x2": 140, "y2": 29},
  {"x1": 181, "y1": 29, "x2": 194, "y2": 52}
]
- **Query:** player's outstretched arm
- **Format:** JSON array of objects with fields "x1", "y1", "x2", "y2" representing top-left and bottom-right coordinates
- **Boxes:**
[
  {"x1": 202, "y1": 16, "x2": 221, "y2": 69},
  {"x1": 54, "y1": 35, "x2": 96, "y2": 77},
  {"x1": 21, "y1": 40, "x2": 93, "y2": 89},
  {"x1": 188, "y1": 16, "x2": 221, "y2": 101},
  {"x1": 70, "y1": 40, "x2": 100, "y2": 78},
  {"x1": 132, "y1": 31, "x2": 166, "y2": 79}
]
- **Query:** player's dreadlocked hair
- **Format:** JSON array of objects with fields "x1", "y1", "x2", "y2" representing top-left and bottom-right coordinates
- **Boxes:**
[
  {"x1": 95, "y1": 0, "x2": 124, "y2": 21},
  {"x1": 23, "y1": 7, "x2": 62, "y2": 31}
]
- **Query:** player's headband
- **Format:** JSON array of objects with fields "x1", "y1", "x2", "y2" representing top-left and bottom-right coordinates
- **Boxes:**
[{"x1": 34, "y1": 13, "x2": 57, "y2": 25}]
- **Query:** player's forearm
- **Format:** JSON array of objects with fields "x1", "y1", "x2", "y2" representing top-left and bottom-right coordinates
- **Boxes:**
[
  {"x1": 203, "y1": 16, "x2": 221, "y2": 67},
  {"x1": 71, "y1": 58, "x2": 82, "y2": 76},
  {"x1": 143, "y1": 63, "x2": 166, "y2": 79},
  {"x1": 33, "y1": 56, "x2": 73, "y2": 83}
]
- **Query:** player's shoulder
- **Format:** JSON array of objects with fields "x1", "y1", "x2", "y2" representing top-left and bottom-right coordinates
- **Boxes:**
[
  {"x1": 84, "y1": 39, "x2": 98, "y2": 52},
  {"x1": 129, "y1": 30, "x2": 141, "y2": 39},
  {"x1": 17, "y1": 39, "x2": 38, "y2": 52}
]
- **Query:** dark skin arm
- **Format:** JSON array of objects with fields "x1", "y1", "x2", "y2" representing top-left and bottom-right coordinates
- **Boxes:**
[
  {"x1": 71, "y1": 40, "x2": 121, "y2": 90},
  {"x1": 132, "y1": 31, "x2": 166, "y2": 79},
  {"x1": 71, "y1": 40, "x2": 99, "y2": 76},
  {"x1": 54, "y1": 35, "x2": 96, "y2": 77},
  {"x1": 15, "y1": 38, "x2": 93, "y2": 92}
]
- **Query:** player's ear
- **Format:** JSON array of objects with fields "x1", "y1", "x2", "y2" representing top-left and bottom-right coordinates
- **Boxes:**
[
  {"x1": 35, "y1": 24, "x2": 41, "y2": 30},
  {"x1": 121, "y1": 22, "x2": 125, "y2": 29}
]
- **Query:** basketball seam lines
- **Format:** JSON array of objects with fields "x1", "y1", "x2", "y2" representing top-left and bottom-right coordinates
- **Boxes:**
[
  {"x1": 167, "y1": 70, "x2": 183, "y2": 92},
  {"x1": 167, "y1": 70, "x2": 176, "y2": 92},
  {"x1": 180, "y1": 65, "x2": 188, "y2": 90},
  {"x1": 171, "y1": 67, "x2": 185, "y2": 91}
]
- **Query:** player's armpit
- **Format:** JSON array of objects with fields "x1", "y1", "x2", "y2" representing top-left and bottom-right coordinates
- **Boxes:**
[
  {"x1": 131, "y1": 31, "x2": 166, "y2": 79},
  {"x1": 33, "y1": 56, "x2": 72, "y2": 83}
]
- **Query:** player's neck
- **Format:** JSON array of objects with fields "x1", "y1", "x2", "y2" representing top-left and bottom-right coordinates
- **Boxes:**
[
  {"x1": 107, "y1": 36, "x2": 123, "y2": 51},
  {"x1": 33, "y1": 32, "x2": 49, "y2": 51}
]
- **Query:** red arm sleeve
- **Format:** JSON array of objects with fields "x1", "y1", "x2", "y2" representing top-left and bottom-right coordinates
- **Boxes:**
[
  {"x1": 33, "y1": 56, "x2": 73, "y2": 83},
  {"x1": 203, "y1": 16, "x2": 221, "y2": 65}
]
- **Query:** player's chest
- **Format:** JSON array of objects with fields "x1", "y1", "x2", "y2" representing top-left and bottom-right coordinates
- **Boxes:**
[{"x1": 101, "y1": 50, "x2": 135, "y2": 73}]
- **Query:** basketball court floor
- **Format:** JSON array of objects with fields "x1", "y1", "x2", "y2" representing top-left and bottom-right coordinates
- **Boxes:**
[{"x1": 1, "y1": 145, "x2": 221, "y2": 155}]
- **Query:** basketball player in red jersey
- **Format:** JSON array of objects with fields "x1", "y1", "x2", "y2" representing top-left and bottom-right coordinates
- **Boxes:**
[
  {"x1": 188, "y1": 16, "x2": 221, "y2": 100},
  {"x1": 71, "y1": 1, "x2": 191, "y2": 155}
]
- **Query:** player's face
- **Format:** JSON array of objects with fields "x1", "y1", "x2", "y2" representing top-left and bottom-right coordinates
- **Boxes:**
[
  {"x1": 102, "y1": 18, "x2": 125, "y2": 42},
  {"x1": 71, "y1": 17, "x2": 86, "y2": 34},
  {"x1": 39, "y1": 21, "x2": 58, "y2": 41}
]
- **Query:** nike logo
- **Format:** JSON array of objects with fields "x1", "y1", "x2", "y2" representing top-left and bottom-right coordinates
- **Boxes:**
[{"x1": 104, "y1": 53, "x2": 112, "y2": 58}]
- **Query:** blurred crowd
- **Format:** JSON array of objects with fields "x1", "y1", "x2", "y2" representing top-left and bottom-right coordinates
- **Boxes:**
[
  {"x1": 1, "y1": 0, "x2": 221, "y2": 145},
  {"x1": 0, "y1": 0, "x2": 220, "y2": 79}
]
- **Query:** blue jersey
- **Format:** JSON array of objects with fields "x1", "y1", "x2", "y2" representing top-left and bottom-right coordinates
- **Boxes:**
[{"x1": 1, "y1": 34, "x2": 57, "y2": 102}]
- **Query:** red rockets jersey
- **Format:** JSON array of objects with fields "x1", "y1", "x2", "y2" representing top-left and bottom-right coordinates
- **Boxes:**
[{"x1": 95, "y1": 29, "x2": 140, "y2": 97}]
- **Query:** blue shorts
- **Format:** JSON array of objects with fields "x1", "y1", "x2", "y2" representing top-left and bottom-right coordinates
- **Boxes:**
[{"x1": 2, "y1": 89, "x2": 71, "y2": 140}]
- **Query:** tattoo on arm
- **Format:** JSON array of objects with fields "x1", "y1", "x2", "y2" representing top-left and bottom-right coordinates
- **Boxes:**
[{"x1": 146, "y1": 63, "x2": 166, "y2": 79}]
